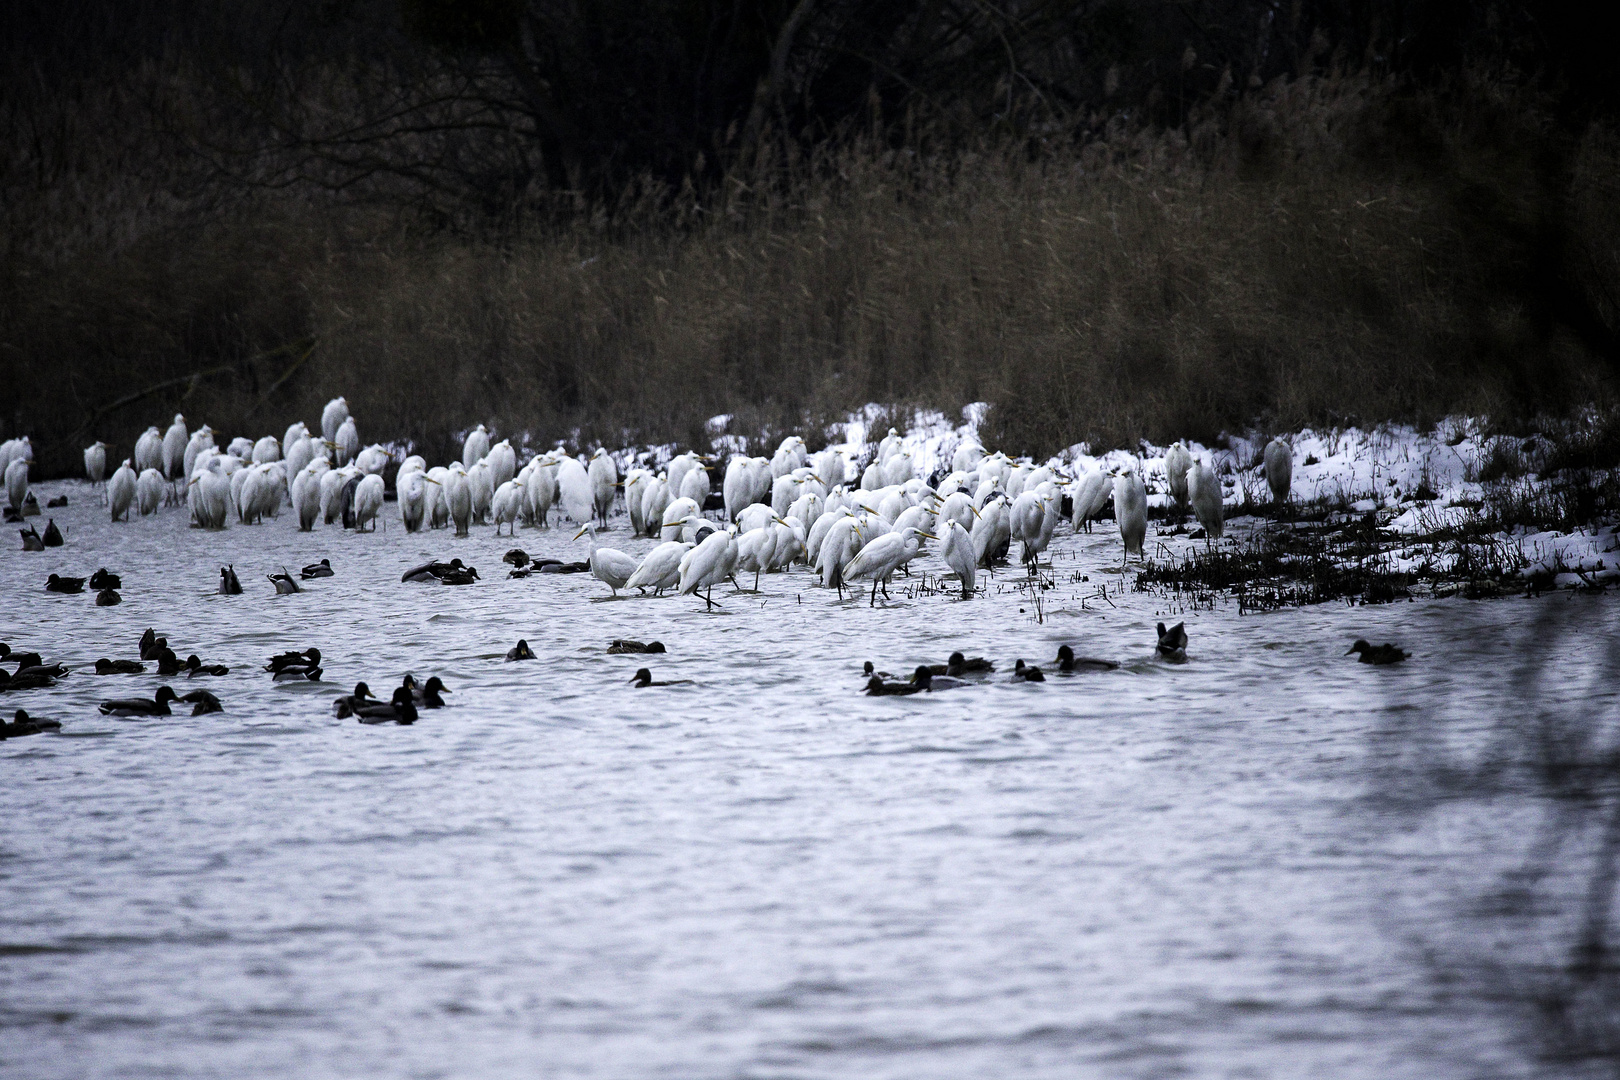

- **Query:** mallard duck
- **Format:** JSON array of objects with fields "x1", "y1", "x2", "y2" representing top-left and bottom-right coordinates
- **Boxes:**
[
  {"x1": 89, "y1": 568, "x2": 121, "y2": 590},
  {"x1": 218, "y1": 566, "x2": 242, "y2": 595},
  {"x1": 911, "y1": 666, "x2": 968, "y2": 691},
  {"x1": 267, "y1": 568, "x2": 300, "y2": 595},
  {"x1": 95, "y1": 588, "x2": 121, "y2": 606},
  {"x1": 331, "y1": 682, "x2": 377, "y2": 718},
  {"x1": 927, "y1": 651, "x2": 994, "y2": 676},
  {"x1": 1012, "y1": 660, "x2": 1046, "y2": 682},
  {"x1": 300, "y1": 558, "x2": 334, "y2": 579},
  {"x1": 45, "y1": 573, "x2": 85, "y2": 593},
  {"x1": 266, "y1": 647, "x2": 320, "y2": 673},
  {"x1": 184, "y1": 655, "x2": 229, "y2": 677},
  {"x1": 440, "y1": 567, "x2": 479, "y2": 585},
  {"x1": 180, "y1": 689, "x2": 223, "y2": 715},
  {"x1": 95, "y1": 658, "x2": 145, "y2": 675},
  {"x1": 506, "y1": 639, "x2": 537, "y2": 661},
  {"x1": 864, "y1": 673, "x2": 921, "y2": 696},
  {"x1": 1347, "y1": 639, "x2": 1409, "y2": 665},
  {"x1": 503, "y1": 549, "x2": 530, "y2": 567},
  {"x1": 354, "y1": 686, "x2": 417, "y2": 725},
  {"x1": 155, "y1": 649, "x2": 182, "y2": 676},
  {"x1": 3, "y1": 709, "x2": 62, "y2": 738},
  {"x1": 42, "y1": 519, "x2": 63, "y2": 546},
  {"x1": 402, "y1": 675, "x2": 450, "y2": 708},
  {"x1": 0, "y1": 668, "x2": 55, "y2": 692},
  {"x1": 1156, "y1": 621, "x2": 1188, "y2": 657},
  {"x1": 1055, "y1": 645, "x2": 1118, "y2": 673},
  {"x1": 99, "y1": 686, "x2": 179, "y2": 716},
  {"x1": 139, "y1": 630, "x2": 164, "y2": 660},
  {"x1": 607, "y1": 640, "x2": 666, "y2": 654},
  {"x1": 630, "y1": 667, "x2": 692, "y2": 687}
]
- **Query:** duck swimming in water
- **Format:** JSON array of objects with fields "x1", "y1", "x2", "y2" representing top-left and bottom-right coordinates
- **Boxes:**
[
  {"x1": 1347, "y1": 639, "x2": 1409, "y2": 665},
  {"x1": 45, "y1": 573, "x2": 85, "y2": 593},
  {"x1": 607, "y1": 640, "x2": 666, "y2": 654},
  {"x1": 95, "y1": 658, "x2": 145, "y2": 675},
  {"x1": 926, "y1": 651, "x2": 993, "y2": 677},
  {"x1": 300, "y1": 558, "x2": 334, "y2": 579},
  {"x1": 180, "y1": 689, "x2": 223, "y2": 715},
  {"x1": 266, "y1": 647, "x2": 320, "y2": 673},
  {"x1": 864, "y1": 673, "x2": 921, "y2": 696},
  {"x1": 42, "y1": 519, "x2": 63, "y2": 546},
  {"x1": 20, "y1": 525, "x2": 44, "y2": 551},
  {"x1": 155, "y1": 649, "x2": 182, "y2": 676},
  {"x1": 96, "y1": 588, "x2": 121, "y2": 606},
  {"x1": 1156, "y1": 621, "x2": 1188, "y2": 658},
  {"x1": 3, "y1": 709, "x2": 62, "y2": 738},
  {"x1": 402, "y1": 558, "x2": 476, "y2": 583},
  {"x1": 184, "y1": 655, "x2": 229, "y2": 676},
  {"x1": 218, "y1": 566, "x2": 242, "y2": 595},
  {"x1": 15, "y1": 659, "x2": 67, "y2": 679},
  {"x1": 1055, "y1": 645, "x2": 1118, "y2": 673},
  {"x1": 402, "y1": 675, "x2": 450, "y2": 708},
  {"x1": 89, "y1": 568, "x2": 121, "y2": 590},
  {"x1": 331, "y1": 683, "x2": 377, "y2": 718},
  {"x1": 99, "y1": 685, "x2": 179, "y2": 716},
  {"x1": 440, "y1": 566, "x2": 479, "y2": 585},
  {"x1": 862, "y1": 661, "x2": 897, "y2": 680},
  {"x1": 139, "y1": 630, "x2": 163, "y2": 660},
  {"x1": 1012, "y1": 660, "x2": 1046, "y2": 682},
  {"x1": 506, "y1": 639, "x2": 537, "y2": 661},
  {"x1": 268, "y1": 567, "x2": 301, "y2": 595},
  {"x1": 354, "y1": 686, "x2": 417, "y2": 725},
  {"x1": 0, "y1": 668, "x2": 56, "y2": 692},
  {"x1": 911, "y1": 666, "x2": 968, "y2": 691},
  {"x1": 503, "y1": 549, "x2": 530, "y2": 567},
  {"x1": 7, "y1": 650, "x2": 43, "y2": 671},
  {"x1": 629, "y1": 668, "x2": 692, "y2": 687}
]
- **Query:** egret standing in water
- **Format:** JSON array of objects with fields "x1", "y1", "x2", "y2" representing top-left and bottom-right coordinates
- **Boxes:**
[
  {"x1": 162, "y1": 414, "x2": 188, "y2": 482},
  {"x1": 108, "y1": 460, "x2": 136, "y2": 521},
  {"x1": 588, "y1": 449, "x2": 618, "y2": 527},
  {"x1": 1187, "y1": 460, "x2": 1224, "y2": 540},
  {"x1": 462, "y1": 424, "x2": 491, "y2": 471},
  {"x1": 446, "y1": 464, "x2": 472, "y2": 537},
  {"x1": 353, "y1": 474, "x2": 385, "y2": 531},
  {"x1": 938, "y1": 519, "x2": 976, "y2": 599},
  {"x1": 1114, "y1": 471, "x2": 1147, "y2": 561},
  {"x1": 1164, "y1": 443, "x2": 1192, "y2": 513},
  {"x1": 335, "y1": 416, "x2": 359, "y2": 466},
  {"x1": 5, "y1": 457, "x2": 29, "y2": 512},
  {"x1": 845, "y1": 526, "x2": 933, "y2": 605},
  {"x1": 678, "y1": 525, "x2": 737, "y2": 609},
  {"x1": 84, "y1": 442, "x2": 107, "y2": 487},
  {"x1": 574, "y1": 524, "x2": 638, "y2": 596},
  {"x1": 626, "y1": 539, "x2": 692, "y2": 595},
  {"x1": 321, "y1": 397, "x2": 349, "y2": 443},
  {"x1": 1264, "y1": 437, "x2": 1292, "y2": 513}
]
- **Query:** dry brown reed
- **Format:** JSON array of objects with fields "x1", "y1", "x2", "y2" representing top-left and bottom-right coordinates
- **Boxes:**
[{"x1": 4, "y1": 73, "x2": 1617, "y2": 475}]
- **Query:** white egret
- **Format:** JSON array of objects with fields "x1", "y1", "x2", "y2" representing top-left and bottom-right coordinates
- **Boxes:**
[
  {"x1": 939, "y1": 519, "x2": 977, "y2": 598},
  {"x1": 640, "y1": 475, "x2": 671, "y2": 536},
  {"x1": 398, "y1": 468, "x2": 433, "y2": 533},
  {"x1": 1114, "y1": 472, "x2": 1148, "y2": 559},
  {"x1": 937, "y1": 491, "x2": 973, "y2": 532},
  {"x1": 108, "y1": 460, "x2": 136, "y2": 521},
  {"x1": 427, "y1": 465, "x2": 451, "y2": 528},
  {"x1": 492, "y1": 479, "x2": 524, "y2": 535},
  {"x1": 1265, "y1": 438, "x2": 1292, "y2": 510},
  {"x1": 971, "y1": 495, "x2": 1011, "y2": 567},
  {"x1": 467, "y1": 459, "x2": 494, "y2": 523},
  {"x1": 353, "y1": 474, "x2": 385, "y2": 531},
  {"x1": 1010, "y1": 489, "x2": 1056, "y2": 571},
  {"x1": 666, "y1": 451, "x2": 701, "y2": 500},
  {"x1": 1069, "y1": 470, "x2": 1110, "y2": 532},
  {"x1": 806, "y1": 505, "x2": 852, "y2": 565},
  {"x1": 252, "y1": 435, "x2": 281, "y2": 464},
  {"x1": 722, "y1": 456, "x2": 753, "y2": 520},
  {"x1": 952, "y1": 440, "x2": 986, "y2": 473},
  {"x1": 557, "y1": 455, "x2": 593, "y2": 526},
  {"x1": 1164, "y1": 443, "x2": 1192, "y2": 511},
  {"x1": 319, "y1": 464, "x2": 348, "y2": 524},
  {"x1": 1006, "y1": 463, "x2": 1031, "y2": 499},
  {"x1": 861, "y1": 462, "x2": 884, "y2": 490},
  {"x1": 787, "y1": 491, "x2": 824, "y2": 532},
  {"x1": 736, "y1": 501, "x2": 774, "y2": 535},
  {"x1": 227, "y1": 436, "x2": 255, "y2": 460},
  {"x1": 285, "y1": 433, "x2": 314, "y2": 479},
  {"x1": 1188, "y1": 461, "x2": 1224, "y2": 539},
  {"x1": 161, "y1": 414, "x2": 188, "y2": 479},
  {"x1": 771, "y1": 435, "x2": 806, "y2": 478},
  {"x1": 5, "y1": 458, "x2": 29, "y2": 511},
  {"x1": 183, "y1": 426, "x2": 215, "y2": 479},
  {"x1": 283, "y1": 421, "x2": 309, "y2": 455},
  {"x1": 845, "y1": 526, "x2": 933, "y2": 605},
  {"x1": 623, "y1": 468, "x2": 651, "y2": 535},
  {"x1": 770, "y1": 472, "x2": 800, "y2": 517},
  {"x1": 678, "y1": 525, "x2": 737, "y2": 608},
  {"x1": 626, "y1": 540, "x2": 693, "y2": 595},
  {"x1": 815, "y1": 446, "x2": 845, "y2": 488},
  {"x1": 877, "y1": 427, "x2": 902, "y2": 464},
  {"x1": 321, "y1": 396, "x2": 349, "y2": 442},
  {"x1": 292, "y1": 461, "x2": 325, "y2": 530},
  {"x1": 134, "y1": 426, "x2": 163, "y2": 473},
  {"x1": 573, "y1": 524, "x2": 638, "y2": 596},
  {"x1": 661, "y1": 496, "x2": 700, "y2": 540},
  {"x1": 462, "y1": 424, "x2": 491, "y2": 470},
  {"x1": 678, "y1": 462, "x2": 709, "y2": 506},
  {"x1": 193, "y1": 458, "x2": 231, "y2": 529},
  {"x1": 734, "y1": 523, "x2": 778, "y2": 590},
  {"x1": 816, "y1": 514, "x2": 864, "y2": 595},
  {"x1": 238, "y1": 465, "x2": 267, "y2": 523},
  {"x1": 335, "y1": 416, "x2": 359, "y2": 465},
  {"x1": 770, "y1": 515, "x2": 806, "y2": 569},
  {"x1": 136, "y1": 468, "x2": 164, "y2": 516},
  {"x1": 84, "y1": 441, "x2": 107, "y2": 486},
  {"x1": 355, "y1": 444, "x2": 389, "y2": 475},
  {"x1": 528, "y1": 455, "x2": 558, "y2": 527},
  {"x1": 446, "y1": 464, "x2": 472, "y2": 536},
  {"x1": 487, "y1": 439, "x2": 516, "y2": 489}
]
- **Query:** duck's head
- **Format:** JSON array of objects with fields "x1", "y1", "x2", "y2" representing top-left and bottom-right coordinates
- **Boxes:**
[
  {"x1": 354, "y1": 682, "x2": 373, "y2": 699},
  {"x1": 645, "y1": 642, "x2": 665, "y2": 654},
  {"x1": 630, "y1": 668, "x2": 651, "y2": 685},
  {"x1": 424, "y1": 677, "x2": 448, "y2": 694},
  {"x1": 911, "y1": 666, "x2": 933, "y2": 687},
  {"x1": 949, "y1": 651, "x2": 966, "y2": 666},
  {"x1": 863, "y1": 661, "x2": 875, "y2": 675},
  {"x1": 1056, "y1": 645, "x2": 1074, "y2": 663},
  {"x1": 306, "y1": 648, "x2": 321, "y2": 664},
  {"x1": 155, "y1": 686, "x2": 178, "y2": 704},
  {"x1": 1346, "y1": 639, "x2": 1371, "y2": 656}
]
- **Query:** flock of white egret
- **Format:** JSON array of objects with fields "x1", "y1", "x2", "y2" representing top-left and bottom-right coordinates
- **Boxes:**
[{"x1": 8, "y1": 397, "x2": 1299, "y2": 605}]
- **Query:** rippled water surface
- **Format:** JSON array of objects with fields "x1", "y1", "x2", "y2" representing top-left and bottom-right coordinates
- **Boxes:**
[{"x1": 3, "y1": 482, "x2": 1615, "y2": 1078}]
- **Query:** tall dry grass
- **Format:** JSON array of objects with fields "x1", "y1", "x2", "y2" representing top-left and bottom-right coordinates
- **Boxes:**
[{"x1": 4, "y1": 73, "x2": 1618, "y2": 475}]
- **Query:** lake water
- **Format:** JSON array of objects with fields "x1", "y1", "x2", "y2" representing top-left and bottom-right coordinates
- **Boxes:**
[{"x1": 3, "y1": 481, "x2": 1615, "y2": 1078}]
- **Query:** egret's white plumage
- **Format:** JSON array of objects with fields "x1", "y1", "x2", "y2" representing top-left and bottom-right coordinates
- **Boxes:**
[
  {"x1": 162, "y1": 414, "x2": 188, "y2": 479},
  {"x1": 183, "y1": 427, "x2": 215, "y2": 480},
  {"x1": 109, "y1": 460, "x2": 136, "y2": 521},
  {"x1": 284, "y1": 434, "x2": 314, "y2": 480},
  {"x1": 491, "y1": 479, "x2": 523, "y2": 535},
  {"x1": 355, "y1": 444, "x2": 389, "y2": 475},
  {"x1": 1164, "y1": 444, "x2": 1192, "y2": 510},
  {"x1": 1114, "y1": 472, "x2": 1148, "y2": 559},
  {"x1": 487, "y1": 439, "x2": 517, "y2": 489},
  {"x1": 844, "y1": 526, "x2": 932, "y2": 605},
  {"x1": 623, "y1": 469, "x2": 651, "y2": 535},
  {"x1": 467, "y1": 459, "x2": 494, "y2": 524},
  {"x1": 426, "y1": 466, "x2": 451, "y2": 528},
  {"x1": 1188, "y1": 461, "x2": 1224, "y2": 540},
  {"x1": 335, "y1": 417, "x2": 359, "y2": 466},
  {"x1": 283, "y1": 422, "x2": 309, "y2": 456},
  {"x1": 134, "y1": 426, "x2": 163, "y2": 474},
  {"x1": 939, "y1": 519, "x2": 977, "y2": 598},
  {"x1": 352, "y1": 474, "x2": 385, "y2": 531},
  {"x1": 5, "y1": 458, "x2": 29, "y2": 511},
  {"x1": 136, "y1": 468, "x2": 164, "y2": 515},
  {"x1": 446, "y1": 464, "x2": 472, "y2": 536},
  {"x1": 84, "y1": 442, "x2": 107, "y2": 485},
  {"x1": 556, "y1": 455, "x2": 593, "y2": 526},
  {"x1": 678, "y1": 525, "x2": 737, "y2": 607},
  {"x1": 462, "y1": 425, "x2": 491, "y2": 472},
  {"x1": 626, "y1": 540, "x2": 692, "y2": 595},
  {"x1": 527, "y1": 455, "x2": 558, "y2": 527},
  {"x1": 252, "y1": 435, "x2": 281, "y2": 464},
  {"x1": 321, "y1": 397, "x2": 349, "y2": 442},
  {"x1": 573, "y1": 524, "x2": 638, "y2": 595},
  {"x1": 661, "y1": 496, "x2": 700, "y2": 541},
  {"x1": 678, "y1": 462, "x2": 709, "y2": 506},
  {"x1": 1264, "y1": 438, "x2": 1292, "y2": 509},
  {"x1": 398, "y1": 467, "x2": 429, "y2": 532},
  {"x1": 734, "y1": 524, "x2": 778, "y2": 590},
  {"x1": 292, "y1": 460, "x2": 326, "y2": 530}
]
